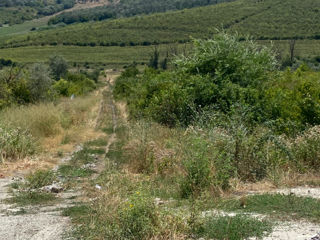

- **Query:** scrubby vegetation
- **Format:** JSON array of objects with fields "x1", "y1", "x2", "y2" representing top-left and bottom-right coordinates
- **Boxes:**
[
  {"x1": 0, "y1": 55, "x2": 100, "y2": 162},
  {"x1": 0, "y1": 55, "x2": 96, "y2": 109},
  {"x1": 64, "y1": 33, "x2": 320, "y2": 239},
  {"x1": 114, "y1": 33, "x2": 320, "y2": 193}
]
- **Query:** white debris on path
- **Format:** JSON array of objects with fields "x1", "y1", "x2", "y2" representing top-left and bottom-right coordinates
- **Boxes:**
[
  {"x1": 264, "y1": 221, "x2": 320, "y2": 240},
  {"x1": 0, "y1": 177, "x2": 72, "y2": 240},
  {"x1": 276, "y1": 187, "x2": 320, "y2": 199},
  {"x1": 0, "y1": 212, "x2": 70, "y2": 240},
  {"x1": 202, "y1": 187, "x2": 320, "y2": 240}
]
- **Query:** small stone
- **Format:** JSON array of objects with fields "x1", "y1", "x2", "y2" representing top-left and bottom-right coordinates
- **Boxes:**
[
  {"x1": 154, "y1": 198, "x2": 165, "y2": 205},
  {"x1": 41, "y1": 183, "x2": 63, "y2": 193},
  {"x1": 82, "y1": 163, "x2": 96, "y2": 169}
]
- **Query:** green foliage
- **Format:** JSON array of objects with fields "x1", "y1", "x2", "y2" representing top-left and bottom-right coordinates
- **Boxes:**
[
  {"x1": 219, "y1": 193, "x2": 320, "y2": 222},
  {"x1": 195, "y1": 215, "x2": 272, "y2": 240},
  {"x1": 175, "y1": 33, "x2": 277, "y2": 88},
  {"x1": 115, "y1": 34, "x2": 320, "y2": 136},
  {"x1": 3, "y1": 0, "x2": 320, "y2": 49},
  {"x1": 49, "y1": 55, "x2": 68, "y2": 80},
  {"x1": 58, "y1": 165, "x2": 94, "y2": 178},
  {"x1": 115, "y1": 33, "x2": 277, "y2": 126},
  {"x1": 53, "y1": 72, "x2": 96, "y2": 97},
  {"x1": 48, "y1": 0, "x2": 233, "y2": 25},
  {"x1": 118, "y1": 191, "x2": 158, "y2": 239},
  {"x1": 0, "y1": 58, "x2": 15, "y2": 69},
  {"x1": 52, "y1": 78, "x2": 69, "y2": 96},
  {"x1": 28, "y1": 63, "x2": 54, "y2": 101},
  {"x1": 263, "y1": 65, "x2": 320, "y2": 133},
  {"x1": 180, "y1": 136, "x2": 212, "y2": 198},
  {"x1": 26, "y1": 169, "x2": 56, "y2": 189},
  {"x1": 0, "y1": 0, "x2": 75, "y2": 25},
  {"x1": 7, "y1": 191, "x2": 56, "y2": 206},
  {"x1": 0, "y1": 124, "x2": 36, "y2": 161},
  {"x1": 148, "y1": 47, "x2": 159, "y2": 69}
]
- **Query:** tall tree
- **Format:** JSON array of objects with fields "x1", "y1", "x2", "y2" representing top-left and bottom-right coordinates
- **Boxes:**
[{"x1": 49, "y1": 55, "x2": 68, "y2": 80}]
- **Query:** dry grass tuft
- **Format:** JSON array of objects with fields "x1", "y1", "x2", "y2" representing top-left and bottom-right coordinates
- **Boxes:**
[{"x1": 0, "y1": 92, "x2": 103, "y2": 175}]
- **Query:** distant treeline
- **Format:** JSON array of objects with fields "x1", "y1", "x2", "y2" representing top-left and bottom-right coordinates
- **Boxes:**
[
  {"x1": 0, "y1": 0, "x2": 75, "y2": 25},
  {"x1": 48, "y1": 0, "x2": 233, "y2": 25}
]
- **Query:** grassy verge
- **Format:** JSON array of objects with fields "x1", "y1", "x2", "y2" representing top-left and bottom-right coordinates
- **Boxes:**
[
  {"x1": 7, "y1": 169, "x2": 58, "y2": 206},
  {"x1": 195, "y1": 215, "x2": 272, "y2": 240},
  {"x1": 7, "y1": 192, "x2": 57, "y2": 206},
  {"x1": 216, "y1": 193, "x2": 320, "y2": 223},
  {"x1": 62, "y1": 89, "x2": 272, "y2": 240},
  {"x1": 0, "y1": 92, "x2": 101, "y2": 165}
]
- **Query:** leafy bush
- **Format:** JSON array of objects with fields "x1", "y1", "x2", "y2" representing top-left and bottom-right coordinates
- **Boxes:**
[
  {"x1": 175, "y1": 32, "x2": 277, "y2": 88},
  {"x1": 115, "y1": 33, "x2": 278, "y2": 126},
  {"x1": 118, "y1": 191, "x2": 158, "y2": 239},
  {"x1": 180, "y1": 136, "x2": 212, "y2": 198},
  {"x1": 195, "y1": 215, "x2": 272, "y2": 240},
  {"x1": 264, "y1": 65, "x2": 320, "y2": 134},
  {"x1": 53, "y1": 73, "x2": 96, "y2": 97},
  {"x1": 291, "y1": 125, "x2": 320, "y2": 171},
  {"x1": 28, "y1": 63, "x2": 54, "y2": 101},
  {"x1": 0, "y1": 124, "x2": 36, "y2": 161},
  {"x1": 26, "y1": 169, "x2": 56, "y2": 189},
  {"x1": 49, "y1": 55, "x2": 68, "y2": 80}
]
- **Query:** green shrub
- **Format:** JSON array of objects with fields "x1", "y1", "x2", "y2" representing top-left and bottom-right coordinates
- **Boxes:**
[
  {"x1": 26, "y1": 169, "x2": 56, "y2": 189},
  {"x1": 175, "y1": 32, "x2": 277, "y2": 88},
  {"x1": 264, "y1": 65, "x2": 320, "y2": 134},
  {"x1": 115, "y1": 33, "x2": 278, "y2": 126},
  {"x1": 180, "y1": 136, "x2": 212, "y2": 198},
  {"x1": 118, "y1": 191, "x2": 158, "y2": 239},
  {"x1": 195, "y1": 215, "x2": 272, "y2": 240},
  {"x1": 0, "y1": 124, "x2": 36, "y2": 161},
  {"x1": 8, "y1": 191, "x2": 56, "y2": 206},
  {"x1": 53, "y1": 73, "x2": 96, "y2": 97},
  {"x1": 52, "y1": 78, "x2": 70, "y2": 96},
  {"x1": 291, "y1": 125, "x2": 320, "y2": 171}
]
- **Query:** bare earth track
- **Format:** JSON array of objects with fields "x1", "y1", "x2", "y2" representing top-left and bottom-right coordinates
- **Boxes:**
[
  {"x1": 0, "y1": 73, "x2": 320, "y2": 239},
  {"x1": 0, "y1": 74, "x2": 117, "y2": 240}
]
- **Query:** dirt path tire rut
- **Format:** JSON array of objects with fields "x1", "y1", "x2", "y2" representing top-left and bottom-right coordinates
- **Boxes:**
[{"x1": 0, "y1": 76, "x2": 116, "y2": 240}]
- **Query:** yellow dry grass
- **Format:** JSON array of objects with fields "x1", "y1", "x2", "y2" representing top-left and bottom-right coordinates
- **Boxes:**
[{"x1": 0, "y1": 90, "x2": 105, "y2": 177}]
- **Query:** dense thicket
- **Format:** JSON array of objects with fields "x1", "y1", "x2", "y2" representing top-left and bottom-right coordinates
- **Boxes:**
[
  {"x1": 48, "y1": 0, "x2": 233, "y2": 25},
  {"x1": 114, "y1": 33, "x2": 320, "y2": 134},
  {"x1": 0, "y1": 0, "x2": 75, "y2": 25}
]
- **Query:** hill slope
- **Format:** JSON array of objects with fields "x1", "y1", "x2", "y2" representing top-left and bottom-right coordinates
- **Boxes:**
[
  {"x1": 48, "y1": 0, "x2": 234, "y2": 25},
  {"x1": 0, "y1": 0, "x2": 76, "y2": 26},
  {"x1": 1, "y1": 0, "x2": 320, "y2": 49}
]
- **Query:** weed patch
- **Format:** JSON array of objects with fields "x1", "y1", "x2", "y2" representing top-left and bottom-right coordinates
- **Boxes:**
[
  {"x1": 218, "y1": 193, "x2": 320, "y2": 222},
  {"x1": 62, "y1": 205, "x2": 91, "y2": 222},
  {"x1": 26, "y1": 169, "x2": 56, "y2": 189},
  {"x1": 85, "y1": 138, "x2": 108, "y2": 147},
  {"x1": 0, "y1": 125, "x2": 36, "y2": 161},
  {"x1": 58, "y1": 165, "x2": 95, "y2": 178},
  {"x1": 7, "y1": 191, "x2": 56, "y2": 206},
  {"x1": 195, "y1": 215, "x2": 272, "y2": 240}
]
